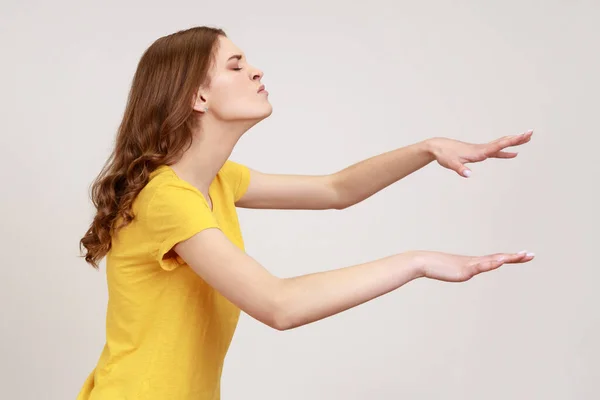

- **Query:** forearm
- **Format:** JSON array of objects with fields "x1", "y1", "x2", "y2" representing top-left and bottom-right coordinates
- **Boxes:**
[
  {"x1": 331, "y1": 140, "x2": 434, "y2": 208},
  {"x1": 275, "y1": 252, "x2": 423, "y2": 330}
]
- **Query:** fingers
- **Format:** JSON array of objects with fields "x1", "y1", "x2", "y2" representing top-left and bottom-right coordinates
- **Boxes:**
[
  {"x1": 489, "y1": 251, "x2": 534, "y2": 265},
  {"x1": 484, "y1": 141, "x2": 511, "y2": 157},
  {"x1": 474, "y1": 258, "x2": 505, "y2": 274},
  {"x1": 491, "y1": 151, "x2": 518, "y2": 159},
  {"x1": 486, "y1": 129, "x2": 533, "y2": 156},
  {"x1": 471, "y1": 251, "x2": 535, "y2": 275},
  {"x1": 507, "y1": 250, "x2": 535, "y2": 263},
  {"x1": 492, "y1": 129, "x2": 533, "y2": 145}
]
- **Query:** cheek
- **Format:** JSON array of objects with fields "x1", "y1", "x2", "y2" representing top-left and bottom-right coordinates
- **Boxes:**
[
  {"x1": 212, "y1": 77, "x2": 248, "y2": 103},
  {"x1": 211, "y1": 77, "x2": 256, "y2": 112}
]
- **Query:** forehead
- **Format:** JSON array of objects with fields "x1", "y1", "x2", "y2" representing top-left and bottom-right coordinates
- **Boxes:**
[{"x1": 215, "y1": 36, "x2": 244, "y2": 63}]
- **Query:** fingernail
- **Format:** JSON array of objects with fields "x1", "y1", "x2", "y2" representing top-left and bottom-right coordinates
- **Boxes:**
[
  {"x1": 526, "y1": 252, "x2": 535, "y2": 257},
  {"x1": 518, "y1": 250, "x2": 527, "y2": 254},
  {"x1": 463, "y1": 170, "x2": 471, "y2": 177}
]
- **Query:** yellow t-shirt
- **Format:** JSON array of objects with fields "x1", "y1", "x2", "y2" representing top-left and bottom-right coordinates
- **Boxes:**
[{"x1": 77, "y1": 160, "x2": 251, "y2": 400}]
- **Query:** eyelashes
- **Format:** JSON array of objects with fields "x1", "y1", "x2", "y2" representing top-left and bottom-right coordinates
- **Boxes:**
[{"x1": 232, "y1": 67, "x2": 243, "y2": 71}]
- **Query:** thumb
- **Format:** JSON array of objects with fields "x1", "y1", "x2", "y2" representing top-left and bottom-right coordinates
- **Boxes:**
[{"x1": 450, "y1": 160, "x2": 471, "y2": 177}]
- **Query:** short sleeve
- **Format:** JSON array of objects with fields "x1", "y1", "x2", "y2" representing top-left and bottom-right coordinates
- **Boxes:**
[
  {"x1": 221, "y1": 160, "x2": 251, "y2": 202},
  {"x1": 146, "y1": 181, "x2": 220, "y2": 271}
]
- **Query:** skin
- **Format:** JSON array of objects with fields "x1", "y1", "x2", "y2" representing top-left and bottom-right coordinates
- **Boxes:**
[{"x1": 171, "y1": 35, "x2": 535, "y2": 331}]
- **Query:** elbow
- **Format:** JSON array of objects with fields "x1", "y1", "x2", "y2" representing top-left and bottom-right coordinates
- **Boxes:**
[
  {"x1": 261, "y1": 284, "x2": 296, "y2": 331},
  {"x1": 329, "y1": 182, "x2": 348, "y2": 210},
  {"x1": 251, "y1": 278, "x2": 310, "y2": 331},
  {"x1": 266, "y1": 301, "x2": 295, "y2": 331},
  {"x1": 333, "y1": 201, "x2": 350, "y2": 210},
  {"x1": 270, "y1": 313, "x2": 293, "y2": 331},
  {"x1": 327, "y1": 176, "x2": 351, "y2": 210},
  {"x1": 258, "y1": 308, "x2": 292, "y2": 331},
  {"x1": 245, "y1": 305, "x2": 290, "y2": 331}
]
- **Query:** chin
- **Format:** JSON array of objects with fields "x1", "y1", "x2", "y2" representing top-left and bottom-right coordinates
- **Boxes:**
[
  {"x1": 252, "y1": 104, "x2": 273, "y2": 120},
  {"x1": 228, "y1": 103, "x2": 273, "y2": 124},
  {"x1": 262, "y1": 103, "x2": 273, "y2": 118}
]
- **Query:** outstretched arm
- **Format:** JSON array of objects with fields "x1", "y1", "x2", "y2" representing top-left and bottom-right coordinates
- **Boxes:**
[
  {"x1": 174, "y1": 228, "x2": 534, "y2": 331},
  {"x1": 235, "y1": 141, "x2": 432, "y2": 210},
  {"x1": 236, "y1": 130, "x2": 533, "y2": 210}
]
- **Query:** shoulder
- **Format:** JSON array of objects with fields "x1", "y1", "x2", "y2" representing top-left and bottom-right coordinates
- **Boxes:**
[
  {"x1": 139, "y1": 166, "x2": 219, "y2": 271},
  {"x1": 138, "y1": 165, "x2": 211, "y2": 220},
  {"x1": 219, "y1": 160, "x2": 251, "y2": 202}
]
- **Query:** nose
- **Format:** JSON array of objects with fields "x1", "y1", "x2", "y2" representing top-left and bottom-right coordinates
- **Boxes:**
[{"x1": 251, "y1": 67, "x2": 263, "y2": 81}]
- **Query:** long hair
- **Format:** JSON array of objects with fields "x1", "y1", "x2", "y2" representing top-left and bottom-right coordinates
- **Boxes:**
[{"x1": 80, "y1": 26, "x2": 226, "y2": 268}]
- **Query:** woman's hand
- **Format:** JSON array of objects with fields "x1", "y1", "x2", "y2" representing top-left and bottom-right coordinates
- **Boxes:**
[
  {"x1": 413, "y1": 250, "x2": 535, "y2": 282},
  {"x1": 426, "y1": 130, "x2": 533, "y2": 177}
]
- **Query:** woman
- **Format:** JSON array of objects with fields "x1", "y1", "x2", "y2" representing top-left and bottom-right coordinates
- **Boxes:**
[{"x1": 78, "y1": 26, "x2": 534, "y2": 399}]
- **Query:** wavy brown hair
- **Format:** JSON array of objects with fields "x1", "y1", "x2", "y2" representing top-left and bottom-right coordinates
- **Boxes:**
[{"x1": 80, "y1": 26, "x2": 226, "y2": 268}]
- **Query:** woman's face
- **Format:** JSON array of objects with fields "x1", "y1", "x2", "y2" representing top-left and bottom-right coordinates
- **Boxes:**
[{"x1": 195, "y1": 35, "x2": 272, "y2": 122}]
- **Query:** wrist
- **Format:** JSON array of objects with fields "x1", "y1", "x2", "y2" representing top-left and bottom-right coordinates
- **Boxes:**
[
  {"x1": 419, "y1": 139, "x2": 438, "y2": 162},
  {"x1": 399, "y1": 251, "x2": 426, "y2": 280}
]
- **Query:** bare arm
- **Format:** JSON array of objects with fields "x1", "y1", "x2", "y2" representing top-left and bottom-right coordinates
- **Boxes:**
[
  {"x1": 235, "y1": 171, "x2": 340, "y2": 210},
  {"x1": 174, "y1": 228, "x2": 533, "y2": 331},
  {"x1": 174, "y1": 228, "x2": 421, "y2": 330},
  {"x1": 275, "y1": 251, "x2": 421, "y2": 330},
  {"x1": 235, "y1": 141, "x2": 432, "y2": 210},
  {"x1": 236, "y1": 131, "x2": 532, "y2": 210},
  {"x1": 329, "y1": 141, "x2": 434, "y2": 209}
]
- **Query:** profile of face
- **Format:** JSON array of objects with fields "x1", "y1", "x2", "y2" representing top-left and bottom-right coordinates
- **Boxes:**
[{"x1": 193, "y1": 36, "x2": 272, "y2": 123}]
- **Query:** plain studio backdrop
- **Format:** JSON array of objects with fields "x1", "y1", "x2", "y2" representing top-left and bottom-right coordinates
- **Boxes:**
[{"x1": 1, "y1": 0, "x2": 598, "y2": 399}]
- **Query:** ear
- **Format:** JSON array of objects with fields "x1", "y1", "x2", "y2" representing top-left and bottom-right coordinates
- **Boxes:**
[{"x1": 192, "y1": 90, "x2": 209, "y2": 113}]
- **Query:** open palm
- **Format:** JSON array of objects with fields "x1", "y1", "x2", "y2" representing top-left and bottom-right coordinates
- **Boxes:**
[{"x1": 415, "y1": 250, "x2": 535, "y2": 282}]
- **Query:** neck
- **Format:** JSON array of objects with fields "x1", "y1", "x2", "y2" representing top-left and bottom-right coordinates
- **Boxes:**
[{"x1": 170, "y1": 116, "x2": 253, "y2": 196}]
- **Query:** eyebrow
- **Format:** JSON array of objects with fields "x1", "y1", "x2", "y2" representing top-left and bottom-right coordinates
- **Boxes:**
[{"x1": 227, "y1": 54, "x2": 243, "y2": 61}]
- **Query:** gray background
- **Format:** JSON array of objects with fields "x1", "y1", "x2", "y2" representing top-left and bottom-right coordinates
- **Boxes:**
[{"x1": 1, "y1": 0, "x2": 598, "y2": 399}]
